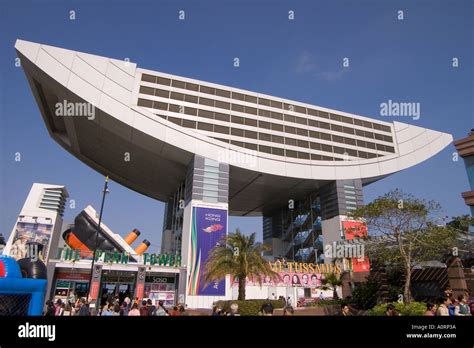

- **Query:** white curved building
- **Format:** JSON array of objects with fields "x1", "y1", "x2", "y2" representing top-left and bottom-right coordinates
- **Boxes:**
[{"x1": 15, "y1": 39, "x2": 452, "y2": 307}]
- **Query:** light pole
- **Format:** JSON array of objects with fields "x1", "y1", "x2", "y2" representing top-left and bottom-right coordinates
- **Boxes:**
[{"x1": 86, "y1": 176, "x2": 109, "y2": 306}]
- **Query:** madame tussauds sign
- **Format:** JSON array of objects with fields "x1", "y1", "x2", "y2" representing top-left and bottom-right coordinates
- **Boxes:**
[{"x1": 269, "y1": 261, "x2": 341, "y2": 274}]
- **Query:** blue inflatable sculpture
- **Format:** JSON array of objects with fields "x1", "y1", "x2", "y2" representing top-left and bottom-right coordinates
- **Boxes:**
[{"x1": 0, "y1": 255, "x2": 47, "y2": 316}]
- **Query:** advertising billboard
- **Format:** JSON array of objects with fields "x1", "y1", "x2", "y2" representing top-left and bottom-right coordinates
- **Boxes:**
[
  {"x1": 188, "y1": 207, "x2": 227, "y2": 296},
  {"x1": 342, "y1": 221, "x2": 367, "y2": 240},
  {"x1": 231, "y1": 272, "x2": 325, "y2": 288},
  {"x1": 8, "y1": 222, "x2": 53, "y2": 261}
]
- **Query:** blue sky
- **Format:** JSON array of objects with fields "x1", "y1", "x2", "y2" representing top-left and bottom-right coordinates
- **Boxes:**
[{"x1": 1, "y1": 0, "x2": 473, "y2": 252}]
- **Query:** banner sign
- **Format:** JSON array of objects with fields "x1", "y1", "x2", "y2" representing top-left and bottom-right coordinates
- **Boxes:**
[
  {"x1": 8, "y1": 222, "x2": 53, "y2": 261},
  {"x1": 342, "y1": 221, "x2": 367, "y2": 240},
  {"x1": 188, "y1": 207, "x2": 227, "y2": 296}
]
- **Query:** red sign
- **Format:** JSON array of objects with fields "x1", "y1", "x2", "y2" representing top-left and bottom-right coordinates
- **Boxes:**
[
  {"x1": 136, "y1": 283, "x2": 144, "y2": 300},
  {"x1": 56, "y1": 271, "x2": 90, "y2": 281},
  {"x1": 89, "y1": 282, "x2": 100, "y2": 300},
  {"x1": 352, "y1": 256, "x2": 370, "y2": 272},
  {"x1": 343, "y1": 221, "x2": 367, "y2": 240}
]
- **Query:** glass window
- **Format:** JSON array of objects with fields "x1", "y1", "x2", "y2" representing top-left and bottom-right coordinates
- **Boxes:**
[
  {"x1": 272, "y1": 135, "x2": 284, "y2": 144},
  {"x1": 308, "y1": 109, "x2": 318, "y2": 116},
  {"x1": 231, "y1": 115, "x2": 245, "y2": 124},
  {"x1": 331, "y1": 124, "x2": 343, "y2": 133},
  {"x1": 139, "y1": 86, "x2": 154, "y2": 95},
  {"x1": 182, "y1": 119, "x2": 196, "y2": 128},
  {"x1": 259, "y1": 145, "x2": 272, "y2": 154},
  {"x1": 155, "y1": 89, "x2": 169, "y2": 98},
  {"x1": 186, "y1": 82, "x2": 199, "y2": 91},
  {"x1": 320, "y1": 132, "x2": 331, "y2": 141},
  {"x1": 374, "y1": 133, "x2": 384, "y2": 141},
  {"x1": 259, "y1": 109, "x2": 271, "y2": 118},
  {"x1": 245, "y1": 143, "x2": 258, "y2": 150},
  {"x1": 271, "y1": 123, "x2": 283, "y2": 132},
  {"x1": 311, "y1": 153, "x2": 322, "y2": 160},
  {"x1": 342, "y1": 127, "x2": 355, "y2": 135},
  {"x1": 298, "y1": 152, "x2": 310, "y2": 159},
  {"x1": 271, "y1": 112, "x2": 283, "y2": 120},
  {"x1": 141, "y1": 74, "x2": 156, "y2": 83},
  {"x1": 319, "y1": 122, "x2": 330, "y2": 130},
  {"x1": 231, "y1": 128, "x2": 244, "y2": 137},
  {"x1": 285, "y1": 126, "x2": 296, "y2": 134},
  {"x1": 380, "y1": 125, "x2": 391, "y2": 133},
  {"x1": 295, "y1": 117, "x2": 307, "y2": 125},
  {"x1": 308, "y1": 119, "x2": 319, "y2": 128},
  {"x1": 245, "y1": 106, "x2": 258, "y2": 115},
  {"x1": 169, "y1": 104, "x2": 181, "y2": 113},
  {"x1": 284, "y1": 114, "x2": 296, "y2": 123},
  {"x1": 383, "y1": 135, "x2": 393, "y2": 143},
  {"x1": 344, "y1": 138, "x2": 356, "y2": 146},
  {"x1": 271, "y1": 100, "x2": 283, "y2": 109},
  {"x1": 365, "y1": 142, "x2": 376, "y2": 149},
  {"x1": 232, "y1": 104, "x2": 244, "y2": 112},
  {"x1": 215, "y1": 113, "x2": 230, "y2": 122},
  {"x1": 171, "y1": 92, "x2": 185, "y2": 101},
  {"x1": 197, "y1": 122, "x2": 213, "y2": 132},
  {"x1": 232, "y1": 92, "x2": 245, "y2": 101},
  {"x1": 259, "y1": 133, "x2": 271, "y2": 142},
  {"x1": 355, "y1": 129, "x2": 365, "y2": 137},
  {"x1": 272, "y1": 147, "x2": 284, "y2": 156},
  {"x1": 231, "y1": 140, "x2": 244, "y2": 147},
  {"x1": 340, "y1": 116, "x2": 353, "y2": 124},
  {"x1": 171, "y1": 80, "x2": 185, "y2": 89},
  {"x1": 354, "y1": 119, "x2": 364, "y2": 127},
  {"x1": 200, "y1": 85, "x2": 215, "y2": 95},
  {"x1": 200, "y1": 98, "x2": 214, "y2": 107},
  {"x1": 199, "y1": 109, "x2": 214, "y2": 119},
  {"x1": 216, "y1": 100, "x2": 231, "y2": 110},
  {"x1": 309, "y1": 131, "x2": 320, "y2": 139},
  {"x1": 376, "y1": 143, "x2": 386, "y2": 151},
  {"x1": 310, "y1": 142, "x2": 321, "y2": 150},
  {"x1": 157, "y1": 77, "x2": 171, "y2": 86},
  {"x1": 216, "y1": 89, "x2": 231, "y2": 98},
  {"x1": 296, "y1": 128, "x2": 308, "y2": 136},
  {"x1": 297, "y1": 139, "x2": 309, "y2": 148},
  {"x1": 295, "y1": 106, "x2": 306, "y2": 114},
  {"x1": 215, "y1": 125, "x2": 229, "y2": 134},
  {"x1": 138, "y1": 98, "x2": 153, "y2": 108},
  {"x1": 184, "y1": 94, "x2": 198, "y2": 103},
  {"x1": 363, "y1": 121, "x2": 373, "y2": 129},
  {"x1": 245, "y1": 118, "x2": 257, "y2": 127},
  {"x1": 330, "y1": 114, "x2": 342, "y2": 122},
  {"x1": 245, "y1": 95, "x2": 258, "y2": 104},
  {"x1": 258, "y1": 98, "x2": 271, "y2": 106},
  {"x1": 385, "y1": 146, "x2": 395, "y2": 152},
  {"x1": 185, "y1": 107, "x2": 197, "y2": 116},
  {"x1": 332, "y1": 135, "x2": 344, "y2": 143},
  {"x1": 286, "y1": 149, "x2": 298, "y2": 158},
  {"x1": 259, "y1": 121, "x2": 271, "y2": 129},
  {"x1": 321, "y1": 144, "x2": 332, "y2": 153},
  {"x1": 318, "y1": 111, "x2": 329, "y2": 119},
  {"x1": 245, "y1": 130, "x2": 258, "y2": 139},
  {"x1": 168, "y1": 116, "x2": 182, "y2": 126},
  {"x1": 154, "y1": 101, "x2": 168, "y2": 110},
  {"x1": 285, "y1": 138, "x2": 297, "y2": 146}
]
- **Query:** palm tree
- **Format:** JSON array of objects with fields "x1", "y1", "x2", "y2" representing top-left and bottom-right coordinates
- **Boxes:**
[
  {"x1": 321, "y1": 272, "x2": 343, "y2": 299},
  {"x1": 202, "y1": 229, "x2": 280, "y2": 300}
]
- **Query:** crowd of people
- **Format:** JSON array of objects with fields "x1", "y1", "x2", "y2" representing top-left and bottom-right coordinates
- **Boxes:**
[
  {"x1": 425, "y1": 288, "x2": 473, "y2": 316},
  {"x1": 44, "y1": 294, "x2": 188, "y2": 316}
]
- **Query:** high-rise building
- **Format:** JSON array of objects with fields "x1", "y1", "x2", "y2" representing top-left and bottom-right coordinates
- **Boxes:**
[
  {"x1": 3, "y1": 183, "x2": 68, "y2": 264},
  {"x1": 15, "y1": 39, "x2": 452, "y2": 307},
  {"x1": 454, "y1": 129, "x2": 474, "y2": 232}
]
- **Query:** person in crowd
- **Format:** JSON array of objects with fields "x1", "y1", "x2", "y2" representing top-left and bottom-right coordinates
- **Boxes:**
[
  {"x1": 128, "y1": 303, "x2": 140, "y2": 316},
  {"x1": 120, "y1": 300, "x2": 130, "y2": 316},
  {"x1": 454, "y1": 295, "x2": 471, "y2": 316},
  {"x1": 139, "y1": 300, "x2": 149, "y2": 316},
  {"x1": 169, "y1": 306, "x2": 180, "y2": 316},
  {"x1": 78, "y1": 298, "x2": 90, "y2": 316},
  {"x1": 261, "y1": 303, "x2": 274, "y2": 316},
  {"x1": 424, "y1": 303, "x2": 437, "y2": 316},
  {"x1": 54, "y1": 299, "x2": 62, "y2": 316},
  {"x1": 385, "y1": 304, "x2": 395, "y2": 316},
  {"x1": 146, "y1": 299, "x2": 156, "y2": 316},
  {"x1": 44, "y1": 300, "x2": 55, "y2": 316},
  {"x1": 444, "y1": 287, "x2": 453, "y2": 299},
  {"x1": 101, "y1": 304, "x2": 113, "y2": 316},
  {"x1": 448, "y1": 297, "x2": 458, "y2": 316},
  {"x1": 227, "y1": 303, "x2": 239, "y2": 316},
  {"x1": 436, "y1": 297, "x2": 450, "y2": 316},
  {"x1": 286, "y1": 296, "x2": 292, "y2": 306},
  {"x1": 155, "y1": 300, "x2": 168, "y2": 316},
  {"x1": 283, "y1": 306, "x2": 294, "y2": 316},
  {"x1": 336, "y1": 303, "x2": 352, "y2": 316},
  {"x1": 469, "y1": 302, "x2": 474, "y2": 316},
  {"x1": 112, "y1": 304, "x2": 120, "y2": 316},
  {"x1": 211, "y1": 306, "x2": 220, "y2": 316},
  {"x1": 68, "y1": 290, "x2": 76, "y2": 305},
  {"x1": 178, "y1": 304, "x2": 187, "y2": 316}
]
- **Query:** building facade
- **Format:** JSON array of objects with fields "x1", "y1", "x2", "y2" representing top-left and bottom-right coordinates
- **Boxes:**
[
  {"x1": 15, "y1": 40, "x2": 452, "y2": 308},
  {"x1": 454, "y1": 129, "x2": 474, "y2": 232}
]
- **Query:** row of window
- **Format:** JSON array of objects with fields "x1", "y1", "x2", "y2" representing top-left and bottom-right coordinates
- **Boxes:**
[
  {"x1": 156, "y1": 113, "x2": 384, "y2": 160},
  {"x1": 139, "y1": 98, "x2": 396, "y2": 154},
  {"x1": 139, "y1": 77, "x2": 392, "y2": 134},
  {"x1": 210, "y1": 137, "x2": 379, "y2": 161}
]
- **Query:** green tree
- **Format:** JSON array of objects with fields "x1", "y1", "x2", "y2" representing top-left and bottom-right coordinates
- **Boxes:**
[
  {"x1": 321, "y1": 272, "x2": 343, "y2": 299},
  {"x1": 202, "y1": 229, "x2": 279, "y2": 300},
  {"x1": 349, "y1": 189, "x2": 460, "y2": 304}
]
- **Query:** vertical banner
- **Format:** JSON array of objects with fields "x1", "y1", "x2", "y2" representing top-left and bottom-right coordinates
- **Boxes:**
[
  {"x1": 136, "y1": 267, "x2": 146, "y2": 300},
  {"x1": 188, "y1": 207, "x2": 227, "y2": 296},
  {"x1": 89, "y1": 264, "x2": 102, "y2": 301}
]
